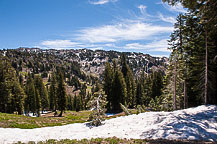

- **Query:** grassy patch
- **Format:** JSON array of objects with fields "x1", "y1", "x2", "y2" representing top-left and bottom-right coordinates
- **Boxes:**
[
  {"x1": 0, "y1": 110, "x2": 135, "y2": 129},
  {"x1": 0, "y1": 111, "x2": 91, "y2": 129},
  {"x1": 15, "y1": 137, "x2": 211, "y2": 144},
  {"x1": 9, "y1": 123, "x2": 39, "y2": 129},
  {"x1": 17, "y1": 137, "x2": 146, "y2": 144}
]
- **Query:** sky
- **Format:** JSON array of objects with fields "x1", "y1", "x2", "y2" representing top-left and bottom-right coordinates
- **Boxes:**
[{"x1": 0, "y1": 0, "x2": 186, "y2": 57}]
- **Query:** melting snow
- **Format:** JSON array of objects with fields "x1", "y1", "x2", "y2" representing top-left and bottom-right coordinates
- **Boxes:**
[{"x1": 0, "y1": 105, "x2": 217, "y2": 143}]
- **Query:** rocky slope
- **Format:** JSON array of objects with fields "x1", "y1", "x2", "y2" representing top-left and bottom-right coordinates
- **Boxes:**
[{"x1": 0, "y1": 48, "x2": 168, "y2": 79}]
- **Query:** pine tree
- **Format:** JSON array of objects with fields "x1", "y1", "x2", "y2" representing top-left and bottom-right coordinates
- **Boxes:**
[
  {"x1": 57, "y1": 72, "x2": 67, "y2": 117},
  {"x1": 11, "y1": 81, "x2": 26, "y2": 115},
  {"x1": 34, "y1": 75, "x2": 49, "y2": 113},
  {"x1": 103, "y1": 62, "x2": 113, "y2": 112},
  {"x1": 35, "y1": 89, "x2": 41, "y2": 117},
  {"x1": 161, "y1": 14, "x2": 188, "y2": 110},
  {"x1": 143, "y1": 73, "x2": 152, "y2": 106},
  {"x1": 67, "y1": 94, "x2": 73, "y2": 110},
  {"x1": 88, "y1": 91, "x2": 107, "y2": 126},
  {"x1": 111, "y1": 69, "x2": 127, "y2": 112},
  {"x1": 49, "y1": 72, "x2": 57, "y2": 111},
  {"x1": 121, "y1": 54, "x2": 136, "y2": 108},
  {"x1": 168, "y1": 14, "x2": 185, "y2": 110},
  {"x1": 73, "y1": 94, "x2": 80, "y2": 112},
  {"x1": 25, "y1": 74, "x2": 36, "y2": 115},
  {"x1": 150, "y1": 71, "x2": 163, "y2": 100},
  {"x1": 79, "y1": 84, "x2": 87, "y2": 110},
  {"x1": 136, "y1": 78, "x2": 144, "y2": 106}
]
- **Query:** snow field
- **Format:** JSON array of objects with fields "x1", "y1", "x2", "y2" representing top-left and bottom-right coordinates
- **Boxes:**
[{"x1": 0, "y1": 105, "x2": 216, "y2": 143}]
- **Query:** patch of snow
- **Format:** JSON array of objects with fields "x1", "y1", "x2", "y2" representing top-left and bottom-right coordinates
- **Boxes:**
[
  {"x1": 0, "y1": 105, "x2": 217, "y2": 143},
  {"x1": 105, "y1": 113, "x2": 116, "y2": 117},
  {"x1": 24, "y1": 111, "x2": 49, "y2": 117}
]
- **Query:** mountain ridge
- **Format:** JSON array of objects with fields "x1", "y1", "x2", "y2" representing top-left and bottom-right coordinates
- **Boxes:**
[{"x1": 0, "y1": 47, "x2": 168, "y2": 78}]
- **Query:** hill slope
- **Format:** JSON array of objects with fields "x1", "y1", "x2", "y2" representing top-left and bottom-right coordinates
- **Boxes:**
[{"x1": 0, "y1": 48, "x2": 168, "y2": 78}]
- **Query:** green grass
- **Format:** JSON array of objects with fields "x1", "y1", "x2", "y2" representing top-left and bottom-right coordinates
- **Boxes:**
[
  {"x1": 15, "y1": 137, "x2": 208, "y2": 144},
  {"x1": 0, "y1": 109, "x2": 136, "y2": 129},
  {"x1": 16, "y1": 137, "x2": 147, "y2": 144},
  {"x1": 0, "y1": 111, "x2": 91, "y2": 129},
  {"x1": 9, "y1": 123, "x2": 39, "y2": 129},
  {"x1": 0, "y1": 110, "x2": 131, "y2": 129}
]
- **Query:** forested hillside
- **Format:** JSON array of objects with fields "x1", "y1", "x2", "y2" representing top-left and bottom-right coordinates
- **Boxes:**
[{"x1": 0, "y1": 48, "x2": 167, "y2": 115}]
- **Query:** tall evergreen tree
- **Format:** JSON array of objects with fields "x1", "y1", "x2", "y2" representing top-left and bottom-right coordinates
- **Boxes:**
[
  {"x1": 161, "y1": 14, "x2": 192, "y2": 110},
  {"x1": 136, "y1": 79, "x2": 144, "y2": 106},
  {"x1": 67, "y1": 94, "x2": 73, "y2": 110},
  {"x1": 57, "y1": 72, "x2": 67, "y2": 117},
  {"x1": 25, "y1": 74, "x2": 36, "y2": 115},
  {"x1": 143, "y1": 73, "x2": 152, "y2": 105},
  {"x1": 49, "y1": 72, "x2": 57, "y2": 111},
  {"x1": 150, "y1": 71, "x2": 163, "y2": 100},
  {"x1": 111, "y1": 69, "x2": 127, "y2": 112},
  {"x1": 103, "y1": 62, "x2": 113, "y2": 112},
  {"x1": 120, "y1": 54, "x2": 136, "y2": 108},
  {"x1": 11, "y1": 81, "x2": 26, "y2": 115},
  {"x1": 34, "y1": 75, "x2": 49, "y2": 113},
  {"x1": 73, "y1": 94, "x2": 81, "y2": 112},
  {"x1": 35, "y1": 89, "x2": 41, "y2": 117},
  {"x1": 79, "y1": 84, "x2": 87, "y2": 110}
]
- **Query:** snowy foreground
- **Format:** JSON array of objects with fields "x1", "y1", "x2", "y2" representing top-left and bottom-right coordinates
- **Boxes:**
[{"x1": 0, "y1": 105, "x2": 217, "y2": 143}]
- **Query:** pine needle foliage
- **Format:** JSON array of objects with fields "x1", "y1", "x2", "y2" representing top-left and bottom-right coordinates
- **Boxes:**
[{"x1": 88, "y1": 91, "x2": 107, "y2": 126}]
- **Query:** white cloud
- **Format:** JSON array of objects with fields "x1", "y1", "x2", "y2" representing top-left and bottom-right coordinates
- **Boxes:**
[
  {"x1": 40, "y1": 38, "x2": 171, "y2": 54},
  {"x1": 151, "y1": 54, "x2": 169, "y2": 58},
  {"x1": 124, "y1": 39, "x2": 170, "y2": 52},
  {"x1": 76, "y1": 22, "x2": 173, "y2": 43},
  {"x1": 170, "y1": 3, "x2": 187, "y2": 13},
  {"x1": 162, "y1": 2, "x2": 187, "y2": 13},
  {"x1": 90, "y1": 47, "x2": 104, "y2": 51},
  {"x1": 158, "y1": 13, "x2": 176, "y2": 24},
  {"x1": 41, "y1": 40, "x2": 84, "y2": 49},
  {"x1": 89, "y1": 0, "x2": 117, "y2": 5},
  {"x1": 39, "y1": 3, "x2": 175, "y2": 54},
  {"x1": 138, "y1": 5, "x2": 147, "y2": 14},
  {"x1": 40, "y1": 39, "x2": 109, "y2": 50}
]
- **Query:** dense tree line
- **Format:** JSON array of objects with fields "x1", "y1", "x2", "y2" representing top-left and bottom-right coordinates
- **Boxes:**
[
  {"x1": 159, "y1": 0, "x2": 217, "y2": 110},
  {"x1": 0, "y1": 58, "x2": 70, "y2": 116},
  {"x1": 103, "y1": 54, "x2": 164, "y2": 113},
  {"x1": 0, "y1": 58, "x2": 26, "y2": 115}
]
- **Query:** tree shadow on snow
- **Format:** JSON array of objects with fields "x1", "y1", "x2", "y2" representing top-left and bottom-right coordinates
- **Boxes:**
[{"x1": 141, "y1": 106, "x2": 217, "y2": 141}]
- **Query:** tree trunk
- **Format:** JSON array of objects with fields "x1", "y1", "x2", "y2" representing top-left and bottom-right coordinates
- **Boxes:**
[
  {"x1": 58, "y1": 110, "x2": 63, "y2": 117},
  {"x1": 205, "y1": 30, "x2": 208, "y2": 105},
  {"x1": 37, "y1": 110, "x2": 40, "y2": 117},
  {"x1": 173, "y1": 60, "x2": 177, "y2": 110},
  {"x1": 184, "y1": 80, "x2": 187, "y2": 109}
]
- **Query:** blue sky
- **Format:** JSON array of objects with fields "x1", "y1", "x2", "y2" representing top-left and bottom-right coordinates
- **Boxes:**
[{"x1": 0, "y1": 0, "x2": 186, "y2": 57}]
